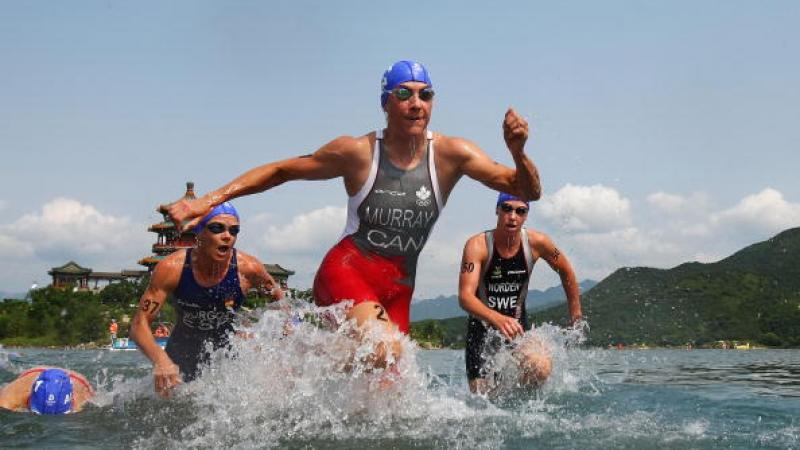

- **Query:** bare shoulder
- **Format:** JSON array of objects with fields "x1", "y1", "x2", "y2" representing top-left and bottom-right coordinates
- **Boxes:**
[
  {"x1": 433, "y1": 133, "x2": 483, "y2": 160},
  {"x1": 464, "y1": 233, "x2": 490, "y2": 258},
  {"x1": 465, "y1": 232, "x2": 486, "y2": 246},
  {"x1": 318, "y1": 133, "x2": 374, "y2": 160},
  {"x1": 150, "y1": 250, "x2": 186, "y2": 287},
  {"x1": 235, "y1": 250, "x2": 266, "y2": 274},
  {"x1": 527, "y1": 229, "x2": 554, "y2": 248}
]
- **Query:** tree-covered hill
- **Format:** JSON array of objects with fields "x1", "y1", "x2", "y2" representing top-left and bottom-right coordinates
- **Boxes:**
[
  {"x1": 529, "y1": 227, "x2": 800, "y2": 347},
  {"x1": 410, "y1": 280, "x2": 597, "y2": 321}
]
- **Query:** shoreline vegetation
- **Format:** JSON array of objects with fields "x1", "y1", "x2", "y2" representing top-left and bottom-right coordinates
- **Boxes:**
[
  {"x1": 1, "y1": 288, "x2": 784, "y2": 350},
  {"x1": 0, "y1": 278, "x2": 276, "y2": 349},
  {"x1": 3, "y1": 227, "x2": 799, "y2": 350}
]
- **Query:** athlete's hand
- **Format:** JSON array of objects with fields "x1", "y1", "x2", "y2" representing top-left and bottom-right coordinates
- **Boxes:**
[
  {"x1": 159, "y1": 198, "x2": 209, "y2": 233},
  {"x1": 153, "y1": 359, "x2": 181, "y2": 398},
  {"x1": 569, "y1": 317, "x2": 588, "y2": 335},
  {"x1": 503, "y1": 108, "x2": 529, "y2": 156},
  {"x1": 491, "y1": 313, "x2": 525, "y2": 340}
]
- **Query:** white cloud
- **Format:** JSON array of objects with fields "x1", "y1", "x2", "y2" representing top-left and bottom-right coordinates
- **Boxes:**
[
  {"x1": 711, "y1": 188, "x2": 800, "y2": 236},
  {"x1": 647, "y1": 191, "x2": 685, "y2": 212},
  {"x1": 537, "y1": 184, "x2": 631, "y2": 233},
  {"x1": 0, "y1": 198, "x2": 151, "y2": 291},
  {"x1": 0, "y1": 233, "x2": 34, "y2": 259},
  {"x1": 644, "y1": 191, "x2": 713, "y2": 238},
  {"x1": 564, "y1": 227, "x2": 683, "y2": 280},
  {"x1": 542, "y1": 187, "x2": 800, "y2": 288},
  {"x1": 1, "y1": 198, "x2": 144, "y2": 260},
  {"x1": 647, "y1": 191, "x2": 711, "y2": 216},
  {"x1": 259, "y1": 206, "x2": 346, "y2": 254},
  {"x1": 647, "y1": 188, "x2": 800, "y2": 243}
]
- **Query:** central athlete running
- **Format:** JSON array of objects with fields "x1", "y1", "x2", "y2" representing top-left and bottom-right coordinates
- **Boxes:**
[
  {"x1": 164, "y1": 60, "x2": 541, "y2": 356},
  {"x1": 314, "y1": 128, "x2": 441, "y2": 333}
]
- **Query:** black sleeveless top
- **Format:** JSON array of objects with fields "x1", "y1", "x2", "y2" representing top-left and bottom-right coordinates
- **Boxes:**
[{"x1": 165, "y1": 249, "x2": 245, "y2": 380}]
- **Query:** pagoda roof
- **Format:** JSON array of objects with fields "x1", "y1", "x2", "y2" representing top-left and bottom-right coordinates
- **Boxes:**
[
  {"x1": 87, "y1": 271, "x2": 146, "y2": 280},
  {"x1": 183, "y1": 182, "x2": 197, "y2": 200},
  {"x1": 48, "y1": 261, "x2": 92, "y2": 275},
  {"x1": 147, "y1": 182, "x2": 199, "y2": 230},
  {"x1": 138, "y1": 256, "x2": 165, "y2": 267},
  {"x1": 89, "y1": 272, "x2": 129, "y2": 280},
  {"x1": 264, "y1": 263, "x2": 295, "y2": 276},
  {"x1": 121, "y1": 269, "x2": 149, "y2": 277},
  {"x1": 149, "y1": 222, "x2": 176, "y2": 231}
]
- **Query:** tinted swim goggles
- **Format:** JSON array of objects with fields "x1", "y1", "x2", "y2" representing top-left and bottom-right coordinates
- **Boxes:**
[
  {"x1": 205, "y1": 222, "x2": 240, "y2": 236},
  {"x1": 499, "y1": 203, "x2": 529, "y2": 215},
  {"x1": 391, "y1": 87, "x2": 435, "y2": 102}
]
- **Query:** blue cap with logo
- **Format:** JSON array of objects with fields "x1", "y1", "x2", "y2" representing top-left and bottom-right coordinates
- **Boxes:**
[
  {"x1": 29, "y1": 368, "x2": 73, "y2": 415},
  {"x1": 496, "y1": 192, "x2": 530, "y2": 207},
  {"x1": 381, "y1": 60, "x2": 433, "y2": 107},
  {"x1": 193, "y1": 202, "x2": 240, "y2": 234}
]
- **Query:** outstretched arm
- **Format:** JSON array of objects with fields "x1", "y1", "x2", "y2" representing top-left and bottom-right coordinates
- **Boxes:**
[
  {"x1": 164, "y1": 136, "x2": 358, "y2": 229},
  {"x1": 533, "y1": 233, "x2": 582, "y2": 324},
  {"x1": 458, "y1": 235, "x2": 525, "y2": 339},
  {"x1": 130, "y1": 258, "x2": 182, "y2": 397},
  {"x1": 460, "y1": 108, "x2": 541, "y2": 201}
]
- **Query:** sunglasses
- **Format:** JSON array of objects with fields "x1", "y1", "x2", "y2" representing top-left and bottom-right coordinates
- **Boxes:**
[
  {"x1": 205, "y1": 222, "x2": 240, "y2": 236},
  {"x1": 391, "y1": 87, "x2": 435, "y2": 102},
  {"x1": 499, "y1": 203, "x2": 529, "y2": 215}
]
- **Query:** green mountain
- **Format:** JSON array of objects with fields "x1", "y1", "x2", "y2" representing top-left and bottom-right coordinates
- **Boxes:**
[
  {"x1": 530, "y1": 227, "x2": 800, "y2": 347},
  {"x1": 410, "y1": 280, "x2": 597, "y2": 321}
]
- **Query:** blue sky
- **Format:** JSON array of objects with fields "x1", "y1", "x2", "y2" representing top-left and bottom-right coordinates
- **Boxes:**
[{"x1": 1, "y1": 1, "x2": 799, "y2": 298}]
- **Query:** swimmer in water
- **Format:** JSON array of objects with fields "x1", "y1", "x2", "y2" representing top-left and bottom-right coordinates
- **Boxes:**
[
  {"x1": 163, "y1": 60, "x2": 541, "y2": 368},
  {"x1": 459, "y1": 193, "x2": 583, "y2": 394},
  {"x1": 130, "y1": 202, "x2": 283, "y2": 397},
  {"x1": 0, "y1": 367, "x2": 94, "y2": 414}
]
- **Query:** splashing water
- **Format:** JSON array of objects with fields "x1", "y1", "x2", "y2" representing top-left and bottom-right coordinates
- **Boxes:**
[
  {"x1": 5, "y1": 303, "x2": 796, "y2": 449},
  {"x1": 477, "y1": 322, "x2": 596, "y2": 400},
  {"x1": 126, "y1": 302, "x2": 596, "y2": 448}
]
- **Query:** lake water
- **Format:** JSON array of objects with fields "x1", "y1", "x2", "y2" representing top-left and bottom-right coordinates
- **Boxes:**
[{"x1": 1, "y1": 312, "x2": 798, "y2": 449}]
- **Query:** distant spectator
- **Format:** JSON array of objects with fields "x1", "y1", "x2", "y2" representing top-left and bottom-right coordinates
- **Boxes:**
[{"x1": 109, "y1": 319, "x2": 118, "y2": 342}]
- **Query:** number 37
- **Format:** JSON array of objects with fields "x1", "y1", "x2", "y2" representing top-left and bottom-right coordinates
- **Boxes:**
[{"x1": 141, "y1": 299, "x2": 160, "y2": 314}]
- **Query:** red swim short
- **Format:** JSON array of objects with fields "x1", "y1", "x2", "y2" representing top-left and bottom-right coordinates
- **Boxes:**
[{"x1": 313, "y1": 236, "x2": 413, "y2": 334}]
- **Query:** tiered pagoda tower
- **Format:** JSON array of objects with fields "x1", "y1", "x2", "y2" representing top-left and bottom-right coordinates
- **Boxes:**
[{"x1": 138, "y1": 182, "x2": 199, "y2": 271}]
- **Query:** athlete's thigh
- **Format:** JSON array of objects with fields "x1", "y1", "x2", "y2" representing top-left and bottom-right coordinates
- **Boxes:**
[{"x1": 347, "y1": 301, "x2": 395, "y2": 333}]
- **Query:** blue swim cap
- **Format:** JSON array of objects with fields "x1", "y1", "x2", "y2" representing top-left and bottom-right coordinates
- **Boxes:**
[
  {"x1": 497, "y1": 192, "x2": 530, "y2": 207},
  {"x1": 381, "y1": 60, "x2": 433, "y2": 107},
  {"x1": 29, "y1": 369, "x2": 73, "y2": 415},
  {"x1": 194, "y1": 202, "x2": 240, "y2": 234}
]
